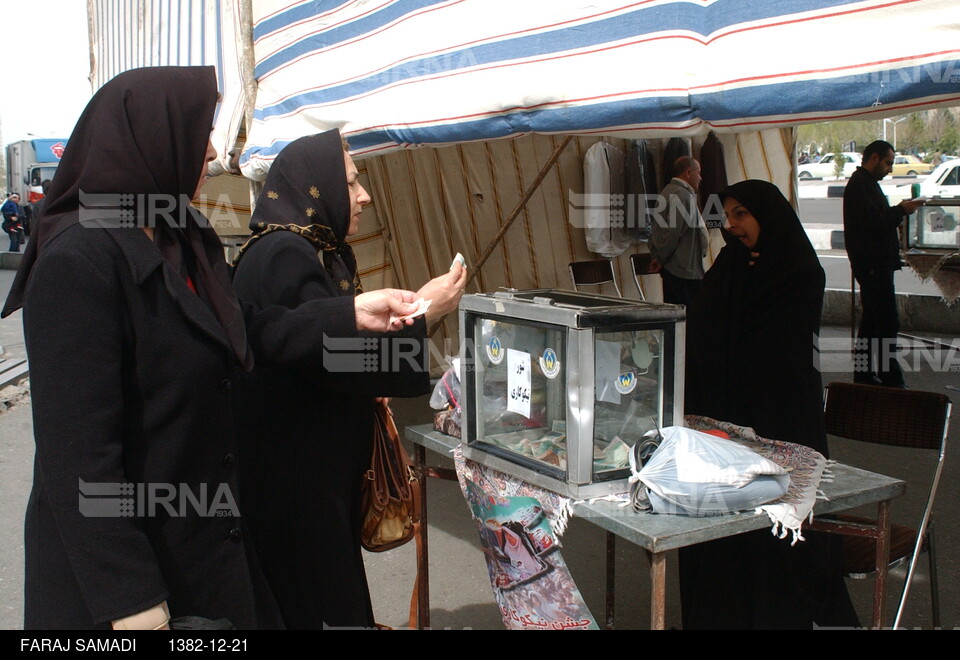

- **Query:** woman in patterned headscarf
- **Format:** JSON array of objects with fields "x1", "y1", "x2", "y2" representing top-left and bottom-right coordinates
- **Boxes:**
[{"x1": 233, "y1": 129, "x2": 466, "y2": 629}]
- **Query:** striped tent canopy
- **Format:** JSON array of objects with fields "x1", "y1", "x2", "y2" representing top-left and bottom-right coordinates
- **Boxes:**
[
  {"x1": 85, "y1": 0, "x2": 960, "y2": 365},
  {"x1": 240, "y1": 0, "x2": 960, "y2": 180}
]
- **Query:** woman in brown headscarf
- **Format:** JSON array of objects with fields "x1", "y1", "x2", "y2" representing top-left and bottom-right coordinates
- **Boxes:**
[
  {"x1": 2, "y1": 68, "x2": 420, "y2": 631},
  {"x1": 232, "y1": 130, "x2": 466, "y2": 629}
]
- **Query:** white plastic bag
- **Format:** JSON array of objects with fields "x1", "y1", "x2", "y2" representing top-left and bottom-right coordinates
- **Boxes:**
[
  {"x1": 429, "y1": 357, "x2": 461, "y2": 411},
  {"x1": 636, "y1": 426, "x2": 790, "y2": 516}
]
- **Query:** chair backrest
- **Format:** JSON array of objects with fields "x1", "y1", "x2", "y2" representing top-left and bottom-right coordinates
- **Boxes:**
[
  {"x1": 629, "y1": 253, "x2": 653, "y2": 300},
  {"x1": 823, "y1": 382, "x2": 951, "y2": 451},
  {"x1": 569, "y1": 259, "x2": 621, "y2": 297},
  {"x1": 822, "y1": 381, "x2": 951, "y2": 628}
]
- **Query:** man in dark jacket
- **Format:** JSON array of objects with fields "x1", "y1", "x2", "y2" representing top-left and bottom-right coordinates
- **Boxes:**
[{"x1": 843, "y1": 140, "x2": 923, "y2": 387}]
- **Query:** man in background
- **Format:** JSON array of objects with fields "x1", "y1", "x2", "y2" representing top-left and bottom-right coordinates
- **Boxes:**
[
  {"x1": 843, "y1": 140, "x2": 923, "y2": 388},
  {"x1": 649, "y1": 157, "x2": 709, "y2": 306}
]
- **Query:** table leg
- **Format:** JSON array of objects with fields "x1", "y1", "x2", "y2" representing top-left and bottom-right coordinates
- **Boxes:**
[
  {"x1": 605, "y1": 532, "x2": 615, "y2": 630},
  {"x1": 649, "y1": 551, "x2": 666, "y2": 630},
  {"x1": 872, "y1": 499, "x2": 892, "y2": 629},
  {"x1": 415, "y1": 445, "x2": 430, "y2": 630}
]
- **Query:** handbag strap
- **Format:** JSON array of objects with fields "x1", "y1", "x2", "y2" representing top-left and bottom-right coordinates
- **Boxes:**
[{"x1": 377, "y1": 402, "x2": 422, "y2": 524}]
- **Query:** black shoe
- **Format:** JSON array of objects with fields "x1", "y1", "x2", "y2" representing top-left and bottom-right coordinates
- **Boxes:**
[{"x1": 854, "y1": 373, "x2": 883, "y2": 386}]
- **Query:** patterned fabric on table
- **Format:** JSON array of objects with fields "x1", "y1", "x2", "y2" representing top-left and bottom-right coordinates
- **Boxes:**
[
  {"x1": 684, "y1": 415, "x2": 828, "y2": 545},
  {"x1": 453, "y1": 447, "x2": 598, "y2": 630}
]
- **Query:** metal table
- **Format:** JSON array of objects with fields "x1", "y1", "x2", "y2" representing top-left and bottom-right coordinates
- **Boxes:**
[{"x1": 405, "y1": 424, "x2": 906, "y2": 629}]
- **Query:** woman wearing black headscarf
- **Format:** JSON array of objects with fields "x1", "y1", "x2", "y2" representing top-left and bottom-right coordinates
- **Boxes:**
[
  {"x1": 232, "y1": 130, "x2": 465, "y2": 629},
  {"x1": 3, "y1": 68, "x2": 419, "y2": 631},
  {"x1": 679, "y1": 180, "x2": 858, "y2": 629}
]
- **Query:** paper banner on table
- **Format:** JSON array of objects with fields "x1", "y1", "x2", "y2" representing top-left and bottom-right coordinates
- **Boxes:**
[
  {"x1": 506, "y1": 348, "x2": 532, "y2": 418},
  {"x1": 458, "y1": 475, "x2": 598, "y2": 630}
]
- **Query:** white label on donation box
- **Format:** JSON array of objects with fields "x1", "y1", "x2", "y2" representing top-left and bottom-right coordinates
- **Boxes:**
[
  {"x1": 507, "y1": 348, "x2": 532, "y2": 418},
  {"x1": 929, "y1": 210, "x2": 945, "y2": 233}
]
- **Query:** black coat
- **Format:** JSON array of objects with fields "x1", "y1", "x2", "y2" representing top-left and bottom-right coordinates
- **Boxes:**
[
  {"x1": 233, "y1": 230, "x2": 430, "y2": 629},
  {"x1": 21, "y1": 222, "x2": 353, "y2": 629},
  {"x1": 232, "y1": 129, "x2": 432, "y2": 629},
  {"x1": 843, "y1": 166, "x2": 906, "y2": 276},
  {"x1": 22, "y1": 224, "x2": 283, "y2": 629}
]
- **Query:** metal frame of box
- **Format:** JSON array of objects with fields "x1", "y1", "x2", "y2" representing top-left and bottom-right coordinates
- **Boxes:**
[{"x1": 460, "y1": 289, "x2": 685, "y2": 499}]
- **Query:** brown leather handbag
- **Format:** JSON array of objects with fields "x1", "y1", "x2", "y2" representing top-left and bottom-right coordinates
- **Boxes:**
[{"x1": 360, "y1": 401, "x2": 421, "y2": 552}]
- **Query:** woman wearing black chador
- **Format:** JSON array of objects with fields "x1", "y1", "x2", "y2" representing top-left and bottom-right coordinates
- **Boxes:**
[{"x1": 679, "y1": 180, "x2": 859, "y2": 630}]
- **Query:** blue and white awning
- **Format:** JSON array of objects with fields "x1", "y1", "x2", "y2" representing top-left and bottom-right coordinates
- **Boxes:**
[{"x1": 240, "y1": 0, "x2": 960, "y2": 180}]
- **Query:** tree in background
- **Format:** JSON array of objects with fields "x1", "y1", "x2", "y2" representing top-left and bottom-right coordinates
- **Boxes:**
[
  {"x1": 930, "y1": 109, "x2": 959, "y2": 155},
  {"x1": 798, "y1": 108, "x2": 960, "y2": 161},
  {"x1": 830, "y1": 140, "x2": 846, "y2": 180}
]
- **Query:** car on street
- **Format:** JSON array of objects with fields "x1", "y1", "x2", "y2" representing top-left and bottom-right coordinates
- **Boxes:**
[
  {"x1": 797, "y1": 152, "x2": 862, "y2": 179},
  {"x1": 891, "y1": 154, "x2": 934, "y2": 177},
  {"x1": 918, "y1": 158, "x2": 960, "y2": 198}
]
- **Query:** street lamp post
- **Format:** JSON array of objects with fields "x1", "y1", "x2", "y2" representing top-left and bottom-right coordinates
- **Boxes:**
[{"x1": 883, "y1": 117, "x2": 907, "y2": 150}]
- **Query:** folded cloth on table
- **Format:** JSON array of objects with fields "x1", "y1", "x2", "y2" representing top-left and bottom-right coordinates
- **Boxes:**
[{"x1": 684, "y1": 415, "x2": 828, "y2": 544}]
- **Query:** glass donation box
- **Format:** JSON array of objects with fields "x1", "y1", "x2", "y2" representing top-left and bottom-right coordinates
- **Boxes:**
[
  {"x1": 460, "y1": 289, "x2": 685, "y2": 499},
  {"x1": 905, "y1": 198, "x2": 960, "y2": 251}
]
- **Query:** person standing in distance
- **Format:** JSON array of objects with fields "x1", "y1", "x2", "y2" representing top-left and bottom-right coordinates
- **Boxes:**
[
  {"x1": 1, "y1": 193, "x2": 23, "y2": 252},
  {"x1": 843, "y1": 140, "x2": 923, "y2": 388},
  {"x1": 648, "y1": 157, "x2": 709, "y2": 307}
]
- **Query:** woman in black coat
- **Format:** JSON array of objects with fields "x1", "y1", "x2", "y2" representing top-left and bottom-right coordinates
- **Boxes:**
[
  {"x1": 232, "y1": 130, "x2": 465, "y2": 629},
  {"x1": 2, "y1": 68, "x2": 420, "y2": 631},
  {"x1": 678, "y1": 179, "x2": 858, "y2": 629}
]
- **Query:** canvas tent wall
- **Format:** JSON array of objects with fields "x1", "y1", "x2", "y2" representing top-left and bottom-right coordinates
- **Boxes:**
[{"x1": 88, "y1": 1, "x2": 960, "y2": 348}]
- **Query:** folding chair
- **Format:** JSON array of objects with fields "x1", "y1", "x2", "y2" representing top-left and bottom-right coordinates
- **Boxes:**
[
  {"x1": 822, "y1": 381, "x2": 951, "y2": 628},
  {"x1": 568, "y1": 259, "x2": 621, "y2": 297},
  {"x1": 629, "y1": 253, "x2": 653, "y2": 301}
]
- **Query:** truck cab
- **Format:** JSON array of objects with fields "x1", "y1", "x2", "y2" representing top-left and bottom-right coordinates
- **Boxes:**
[{"x1": 5, "y1": 138, "x2": 68, "y2": 221}]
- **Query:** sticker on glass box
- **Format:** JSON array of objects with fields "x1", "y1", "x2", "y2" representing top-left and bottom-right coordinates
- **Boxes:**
[
  {"x1": 507, "y1": 349, "x2": 532, "y2": 418},
  {"x1": 614, "y1": 372, "x2": 637, "y2": 395},
  {"x1": 486, "y1": 336, "x2": 504, "y2": 365},
  {"x1": 539, "y1": 348, "x2": 561, "y2": 379}
]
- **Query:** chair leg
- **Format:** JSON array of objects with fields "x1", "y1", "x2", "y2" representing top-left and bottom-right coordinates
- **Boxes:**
[
  {"x1": 927, "y1": 527, "x2": 940, "y2": 629},
  {"x1": 892, "y1": 525, "x2": 941, "y2": 630}
]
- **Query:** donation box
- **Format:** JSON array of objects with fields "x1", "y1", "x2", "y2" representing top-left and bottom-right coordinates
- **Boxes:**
[{"x1": 460, "y1": 289, "x2": 685, "y2": 499}]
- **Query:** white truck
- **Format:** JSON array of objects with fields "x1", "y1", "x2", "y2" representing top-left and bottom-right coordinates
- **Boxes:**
[{"x1": 4, "y1": 138, "x2": 69, "y2": 228}]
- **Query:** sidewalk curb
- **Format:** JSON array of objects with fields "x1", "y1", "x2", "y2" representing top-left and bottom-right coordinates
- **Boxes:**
[
  {"x1": 0, "y1": 253, "x2": 23, "y2": 271},
  {"x1": 823, "y1": 288, "x2": 960, "y2": 334}
]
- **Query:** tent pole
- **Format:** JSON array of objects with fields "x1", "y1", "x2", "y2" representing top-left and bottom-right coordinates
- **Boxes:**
[
  {"x1": 427, "y1": 135, "x2": 573, "y2": 338},
  {"x1": 467, "y1": 135, "x2": 574, "y2": 286}
]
